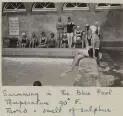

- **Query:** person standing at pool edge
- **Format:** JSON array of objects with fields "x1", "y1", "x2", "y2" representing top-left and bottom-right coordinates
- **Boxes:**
[
  {"x1": 74, "y1": 25, "x2": 82, "y2": 48},
  {"x1": 66, "y1": 17, "x2": 75, "y2": 48},
  {"x1": 85, "y1": 24, "x2": 92, "y2": 47},
  {"x1": 56, "y1": 16, "x2": 64, "y2": 48},
  {"x1": 94, "y1": 21, "x2": 103, "y2": 52}
]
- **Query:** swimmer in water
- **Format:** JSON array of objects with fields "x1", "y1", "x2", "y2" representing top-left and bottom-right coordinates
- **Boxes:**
[
  {"x1": 60, "y1": 46, "x2": 92, "y2": 77},
  {"x1": 33, "y1": 81, "x2": 42, "y2": 86}
]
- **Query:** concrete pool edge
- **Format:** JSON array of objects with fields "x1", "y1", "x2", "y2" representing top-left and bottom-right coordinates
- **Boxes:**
[
  {"x1": 2, "y1": 48, "x2": 123, "y2": 58},
  {"x1": 2, "y1": 48, "x2": 77, "y2": 58}
]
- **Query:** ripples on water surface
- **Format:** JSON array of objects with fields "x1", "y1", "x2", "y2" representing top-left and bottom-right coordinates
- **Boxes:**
[{"x1": 2, "y1": 51, "x2": 123, "y2": 87}]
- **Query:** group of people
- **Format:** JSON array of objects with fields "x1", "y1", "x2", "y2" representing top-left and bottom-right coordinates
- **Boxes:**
[
  {"x1": 18, "y1": 16, "x2": 102, "y2": 49},
  {"x1": 18, "y1": 32, "x2": 56, "y2": 48},
  {"x1": 57, "y1": 16, "x2": 102, "y2": 49}
]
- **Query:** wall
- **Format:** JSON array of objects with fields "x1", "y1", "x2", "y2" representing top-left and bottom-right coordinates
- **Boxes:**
[{"x1": 2, "y1": 4, "x2": 123, "y2": 41}]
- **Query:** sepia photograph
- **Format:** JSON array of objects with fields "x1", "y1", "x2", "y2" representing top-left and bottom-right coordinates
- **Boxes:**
[{"x1": 2, "y1": 2, "x2": 123, "y2": 86}]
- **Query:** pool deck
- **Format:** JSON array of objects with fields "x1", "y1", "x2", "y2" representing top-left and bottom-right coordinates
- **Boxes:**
[{"x1": 2, "y1": 47, "x2": 123, "y2": 58}]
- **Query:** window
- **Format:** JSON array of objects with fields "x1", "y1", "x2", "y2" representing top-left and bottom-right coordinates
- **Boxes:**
[
  {"x1": 3, "y1": 2, "x2": 26, "y2": 12},
  {"x1": 96, "y1": 3, "x2": 121, "y2": 10},
  {"x1": 63, "y1": 3, "x2": 89, "y2": 11},
  {"x1": 32, "y1": 2, "x2": 56, "y2": 12}
]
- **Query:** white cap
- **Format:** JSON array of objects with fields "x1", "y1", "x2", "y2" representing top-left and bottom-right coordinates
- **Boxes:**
[
  {"x1": 85, "y1": 24, "x2": 89, "y2": 27},
  {"x1": 95, "y1": 21, "x2": 99, "y2": 26},
  {"x1": 77, "y1": 25, "x2": 80, "y2": 28},
  {"x1": 22, "y1": 32, "x2": 26, "y2": 36},
  {"x1": 90, "y1": 25, "x2": 97, "y2": 33}
]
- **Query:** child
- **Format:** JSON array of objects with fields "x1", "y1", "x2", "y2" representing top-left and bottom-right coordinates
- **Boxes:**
[
  {"x1": 39, "y1": 32, "x2": 47, "y2": 48},
  {"x1": 34, "y1": 35, "x2": 39, "y2": 48},
  {"x1": 21, "y1": 32, "x2": 27, "y2": 48},
  {"x1": 26, "y1": 38, "x2": 30, "y2": 48},
  {"x1": 47, "y1": 33, "x2": 56, "y2": 48},
  {"x1": 30, "y1": 32, "x2": 38, "y2": 48},
  {"x1": 74, "y1": 25, "x2": 82, "y2": 48},
  {"x1": 61, "y1": 32, "x2": 68, "y2": 48}
]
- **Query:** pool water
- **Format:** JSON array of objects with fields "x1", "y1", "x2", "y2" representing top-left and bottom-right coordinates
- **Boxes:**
[
  {"x1": 2, "y1": 58, "x2": 75, "y2": 86},
  {"x1": 99, "y1": 51, "x2": 123, "y2": 87},
  {"x1": 108, "y1": 51, "x2": 123, "y2": 69},
  {"x1": 2, "y1": 51, "x2": 123, "y2": 86}
]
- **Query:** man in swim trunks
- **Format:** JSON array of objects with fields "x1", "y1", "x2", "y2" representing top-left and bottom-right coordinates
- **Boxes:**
[{"x1": 66, "y1": 17, "x2": 75, "y2": 48}]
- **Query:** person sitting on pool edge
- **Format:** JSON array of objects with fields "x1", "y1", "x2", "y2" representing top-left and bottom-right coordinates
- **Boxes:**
[
  {"x1": 33, "y1": 81, "x2": 42, "y2": 86},
  {"x1": 30, "y1": 32, "x2": 38, "y2": 48},
  {"x1": 21, "y1": 32, "x2": 27, "y2": 48},
  {"x1": 47, "y1": 33, "x2": 56, "y2": 48},
  {"x1": 61, "y1": 32, "x2": 68, "y2": 48},
  {"x1": 39, "y1": 32, "x2": 47, "y2": 48}
]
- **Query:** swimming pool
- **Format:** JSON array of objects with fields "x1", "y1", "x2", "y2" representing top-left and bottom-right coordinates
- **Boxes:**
[{"x1": 2, "y1": 51, "x2": 123, "y2": 86}]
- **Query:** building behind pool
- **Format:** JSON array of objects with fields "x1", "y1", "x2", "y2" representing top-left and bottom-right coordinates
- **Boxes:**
[{"x1": 2, "y1": 2, "x2": 123, "y2": 48}]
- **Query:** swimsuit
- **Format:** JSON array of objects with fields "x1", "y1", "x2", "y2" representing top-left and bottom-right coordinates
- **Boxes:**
[
  {"x1": 76, "y1": 30, "x2": 81, "y2": 37},
  {"x1": 22, "y1": 38, "x2": 26, "y2": 43},
  {"x1": 41, "y1": 37, "x2": 46, "y2": 45},
  {"x1": 67, "y1": 22, "x2": 74, "y2": 33},
  {"x1": 62, "y1": 39, "x2": 68, "y2": 44}
]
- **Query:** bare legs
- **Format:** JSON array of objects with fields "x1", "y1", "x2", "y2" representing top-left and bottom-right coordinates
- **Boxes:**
[
  {"x1": 61, "y1": 49, "x2": 89, "y2": 77},
  {"x1": 67, "y1": 33, "x2": 73, "y2": 48},
  {"x1": 62, "y1": 52, "x2": 86, "y2": 75},
  {"x1": 72, "y1": 53, "x2": 85, "y2": 68}
]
